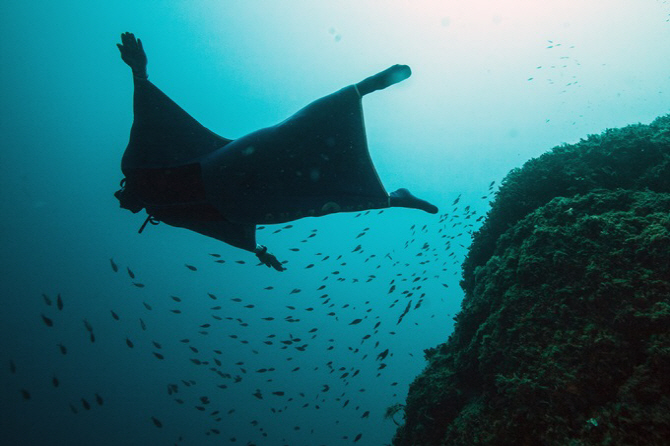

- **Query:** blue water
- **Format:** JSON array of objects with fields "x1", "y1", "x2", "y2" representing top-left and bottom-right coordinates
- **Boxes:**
[{"x1": 1, "y1": 1, "x2": 668, "y2": 445}]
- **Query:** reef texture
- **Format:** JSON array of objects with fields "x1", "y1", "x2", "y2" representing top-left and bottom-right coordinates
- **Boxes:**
[{"x1": 394, "y1": 115, "x2": 670, "y2": 445}]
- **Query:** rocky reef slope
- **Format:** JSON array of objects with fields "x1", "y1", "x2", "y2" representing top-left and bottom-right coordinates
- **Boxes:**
[{"x1": 393, "y1": 115, "x2": 670, "y2": 445}]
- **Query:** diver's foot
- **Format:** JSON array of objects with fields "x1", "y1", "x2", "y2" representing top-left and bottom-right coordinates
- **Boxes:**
[
  {"x1": 356, "y1": 64, "x2": 412, "y2": 96},
  {"x1": 390, "y1": 188, "x2": 438, "y2": 214}
]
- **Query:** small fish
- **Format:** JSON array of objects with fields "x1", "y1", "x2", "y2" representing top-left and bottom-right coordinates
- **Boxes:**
[
  {"x1": 52, "y1": 375, "x2": 60, "y2": 388},
  {"x1": 185, "y1": 264, "x2": 197, "y2": 271},
  {"x1": 110, "y1": 258, "x2": 118, "y2": 272},
  {"x1": 151, "y1": 416, "x2": 163, "y2": 428},
  {"x1": 143, "y1": 302, "x2": 152, "y2": 310},
  {"x1": 41, "y1": 314, "x2": 53, "y2": 327},
  {"x1": 171, "y1": 296, "x2": 182, "y2": 302},
  {"x1": 42, "y1": 294, "x2": 52, "y2": 306},
  {"x1": 95, "y1": 393, "x2": 104, "y2": 406},
  {"x1": 56, "y1": 294, "x2": 63, "y2": 311},
  {"x1": 21, "y1": 389, "x2": 31, "y2": 400},
  {"x1": 111, "y1": 310, "x2": 120, "y2": 320},
  {"x1": 354, "y1": 433, "x2": 362, "y2": 442},
  {"x1": 132, "y1": 282, "x2": 145, "y2": 288},
  {"x1": 127, "y1": 267, "x2": 135, "y2": 279},
  {"x1": 57, "y1": 343, "x2": 67, "y2": 355},
  {"x1": 153, "y1": 352, "x2": 164, "y2": 360},
  {"x1": 10, "y1": 360, "x2": 16, "y2": 374},
  {"x1": 81, "y1": 398, "x2": 91, "y2": 410},
  {"x1": 140, "y1": 318, "x2": 146, "y2": 331},
  {"x1": 126, "y1": 338, "x2": 134, "y2": 348},
  {"x1": 83, "y1": 319, "x2": 93, "y2": 332},
  {"x1": 349, "y1": 319, "x2": 363, "y2": 325}
]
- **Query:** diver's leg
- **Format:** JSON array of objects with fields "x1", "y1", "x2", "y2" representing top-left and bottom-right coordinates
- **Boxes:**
[
  {"x1": 117, "y1": 32, "x2": 148, "y2": 79},
  {"x1": 355, "y1": 65, "x2": 412, "y2": 96},
  {"x1": 389, "y1": 188, "x2": 438, "y2": 214}
]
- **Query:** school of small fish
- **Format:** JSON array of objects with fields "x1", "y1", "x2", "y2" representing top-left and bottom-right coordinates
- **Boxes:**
[{"x1": 9, "y1": 184, "x2": 498, "y2": 445}]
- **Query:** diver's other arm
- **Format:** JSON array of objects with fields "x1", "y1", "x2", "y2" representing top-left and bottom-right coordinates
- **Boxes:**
[
  {"x1": 255, "y1": 245, "x2": 286, "y2": 272},
  {"x1": 117, "y1": 32, "x2": 148, "y2": 79}
]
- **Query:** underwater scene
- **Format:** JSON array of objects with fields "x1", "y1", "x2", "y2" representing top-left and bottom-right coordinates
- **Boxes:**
[{"x1": 1, "y1": 1, "x2": 669, "y2": 445}]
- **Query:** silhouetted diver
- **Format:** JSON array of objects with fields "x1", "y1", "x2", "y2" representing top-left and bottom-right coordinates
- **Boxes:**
[{"x1": 115, "y1": 32, "x2": 438, "y2": 271}]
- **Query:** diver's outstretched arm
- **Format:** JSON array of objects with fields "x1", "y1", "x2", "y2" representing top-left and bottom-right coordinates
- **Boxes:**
[
  {"x1": 355, "y1": 64, "x2": 411, "y2": 97},
  {"x1": 117, "y1": 32, "x2": 148, "y2": 79}
]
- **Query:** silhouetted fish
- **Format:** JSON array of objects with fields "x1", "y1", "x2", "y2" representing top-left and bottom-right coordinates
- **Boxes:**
[
  {"x1": 41, "y1": 314, "x2": 53, "y2": 327},
  {"x1": 110, "y1": 258, "x2": 118, "y2": 272}
]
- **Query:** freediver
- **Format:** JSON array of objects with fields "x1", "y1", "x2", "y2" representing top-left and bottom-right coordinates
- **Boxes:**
[{"x1": 115, "y1": 32, "x2": 438, "y2": 272}]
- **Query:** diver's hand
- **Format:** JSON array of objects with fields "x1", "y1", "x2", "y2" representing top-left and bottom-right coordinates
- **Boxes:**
[
  {"x1": 117, "y1": 32, "x2": 148, "y2": 77},
  {"x1": 255, "y1": 245, "x2": 286, "y2": 272}
]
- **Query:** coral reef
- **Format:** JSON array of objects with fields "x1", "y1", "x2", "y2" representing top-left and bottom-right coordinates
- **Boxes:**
[{"x1": 393, "y1": 115, "x2": 670, "y2": 445}]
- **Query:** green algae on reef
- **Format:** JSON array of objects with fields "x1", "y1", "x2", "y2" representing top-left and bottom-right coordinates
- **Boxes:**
[{"x1": 394, "y1": 115, "x2": 670, "y2": 446}]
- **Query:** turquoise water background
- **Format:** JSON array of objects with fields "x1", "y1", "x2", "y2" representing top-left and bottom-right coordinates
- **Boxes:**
[{"x1": 1, "y1": 1, "x2": 668, "y2": 445}]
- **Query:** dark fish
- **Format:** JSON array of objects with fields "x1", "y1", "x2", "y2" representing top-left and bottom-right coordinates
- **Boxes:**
[
  {"x1": 83, "y1": 319, "x2": 93, "y2": 332},
  {"x1": 57, "y1": 343, "x2": 67, "y2": 355},
  {"x1": 185, "y1": 264, "x2": 197, "y2": 271},
  {"x1": 126, "y1": 338, "x2": 134, "y2": 348},
  {"x1": 89, "y1": 332, "x2": 95, "y2": 343},
  {"x1": 361, "y1": 411, "x2": 369, "y2": 418},
  {"x1": 111, "y1": 310, "x2": 120, "y2": 320},
  {"x1": 305, "y1": 264, "x2": 314, "y2": 269},
  {"x1": 69, "y1": 403, "x2": 78, "y2": 414},
  {"x1": 208, "y1": 293, "x2": 218, "y2": 300},
  {"x1": 253, "y1": 389, "x2": 263, "y2": 399},
  {"x1": 20, "y1": 389, "x2": 31, "y2": 400},
  {"x1": 52, "y1": 375, "x2": 59, "y2": 388},
  {"x1": 289, "y1": 248, "x2": 300, "y2": 252},
  {"x1": 132, "y1": 282, "x2": 145, "y2": 288},
  {"x1": 140, "y1": 318, "x2": 146, "y2": 331},
  {"x1": 153, "y1": 352, "x2": 164, "y2": 360},
  {"x1": 9, "y1": 360, "x2": 16, "y2": 374},
  {"x1": 377, "y1": 349, "x2": 389, "y2": 361},
  {"x1": 143, "y1": 302, "x2": 152, "y2": 310},
  {"x1": 209, "y1": 253, "x2": 221, "y2": 258},
  {"x1": 289, "y1": 288, "x2": 301, "y2": 294},
  {"x1": 171, "y1": 296, "x2": 182, "y2": 302},
  {"x1": 95, "y1": 393, "x2": 104, "y2": 405},
  {"x1": 349, "y1": 319, "x2": 362, "y2": 325},
  {"x1": 127, "y1": 267, "x2": 135, "y2": 279},
  {"x1": 56, "y1": 294, "x2": 63, "y2": 311},
  {"x1": 42, "y1": 294, "x2": 52, "y2": 306},
  {"x1": 264, "y1": 286, "x2": 274, "y2": 290},
  {"x1": 272, "y1": 391, "x2": 285, "y2": 396},
  {"x1": 235, "y1": 260, "x2": 246, "y2": 264},
  {"x1": 354, "y1": 433, "x2": 362, "y2": 442},
  {"x1": 152, "y1": 341, "x2": 162, "y2": 349},
  {"x1": 81, "y1": 398, "x2": 91, "y2": 410},
  {"x1": 110, "y1": 258, "x2": 118, "y2": 272},
  {"x1": 151, "y1": 416, "x2": 163, "y2": 428},
  {"x1": 41, "y1": 314, "x2": 53, "y2": 327},
  {"x1": 170, "y1": 309, "x2": 181, "y2": 314}
]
